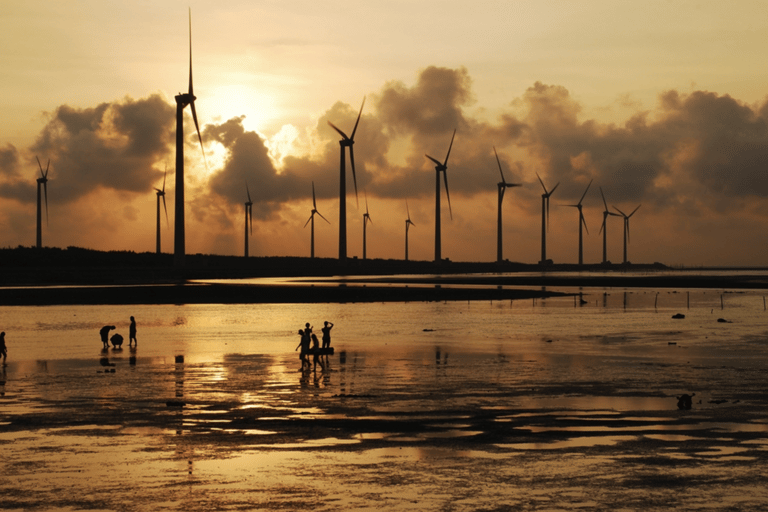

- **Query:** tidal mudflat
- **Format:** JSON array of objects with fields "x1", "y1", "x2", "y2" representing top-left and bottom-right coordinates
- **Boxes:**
[{"x1": 1, "y1": 284, "x2": 767, "y2": 510}]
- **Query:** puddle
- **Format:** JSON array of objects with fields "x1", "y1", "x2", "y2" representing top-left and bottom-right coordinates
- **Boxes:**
[{"x1": 497, "y1": 435, "x2": 638, "y2": 450}]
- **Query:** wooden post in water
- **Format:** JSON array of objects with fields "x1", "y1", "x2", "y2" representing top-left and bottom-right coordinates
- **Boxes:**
[{"x1": 721, "y1": 294, "x2": 724, "y2": 310}]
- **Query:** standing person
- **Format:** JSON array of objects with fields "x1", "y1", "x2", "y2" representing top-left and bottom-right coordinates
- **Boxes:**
[
  {"x1": 129, "y1": 316, "x2": 137, "y2": 346},
  {"x1": 0, "y1": 331, "x2": 7, "y2": 366},
  {"x1": 311, "y1": 333, "x2": 325, "y2": 371},
  {"x1": 99, "y1": 325, "x2": 115, "y2": 349},
  {"x1": 321, "y1": 321, "x2": 334, "y2": 349},
  {"x1": 295, "y1": 329, "x2": 310, "y2": 371}
]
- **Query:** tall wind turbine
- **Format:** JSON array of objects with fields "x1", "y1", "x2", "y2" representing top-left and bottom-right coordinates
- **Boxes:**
[
  {"x1": 154, "y1": 170, "x2": 168, "y2": 254},
  {"x1": 613, "y1": 204, "x2": 641, "y2": 264},
  {"x1": 173, "y1": 9, "x2": 206, "y2": 267},
  {"x1": 536, "y1": 173, "x2": 559, "y2": 264},
  {"x1": 565, "y1": 179, "x2": 592, "y2": 265},
  {"x1": 425, "y1": 129, "x2": 456, "y2": 264},
  {"x1": 244, "y1": 183, "x2": 253, "y2": 258},
  {"x1": 304, "y1": 182, "x2": 329, "y2": 259},
  {"x1": 328, "y1": 98, "x2": 364, "y2": 262},
  {"x1": 362, "y1": 190, "x2": 372, "y2": 260},
  {"x1": 405, "y1": 200, "x2": 415, "y2": 261},
  {"x1": 35, "y1": 157, "x2": 49, "y2": 249},
  {"x1": 493, "y1": 147, "x2": 522, "y2": 263},
  {"x1": 598, "y1": 187, "x2": 621, "y2": 264}
]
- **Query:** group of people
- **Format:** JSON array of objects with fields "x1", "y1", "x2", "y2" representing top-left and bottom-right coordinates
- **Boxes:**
[
  {"x1": 100, "y1": 316, "x2": 137, "y2": 349},
  {"x1": 296, "y1": 321, "x2": 333, "y2": 371}
]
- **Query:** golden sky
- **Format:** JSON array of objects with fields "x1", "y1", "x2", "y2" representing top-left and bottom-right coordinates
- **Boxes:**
[{"x1": 1, "y1": 0, "x2": 767, "y2": 266}]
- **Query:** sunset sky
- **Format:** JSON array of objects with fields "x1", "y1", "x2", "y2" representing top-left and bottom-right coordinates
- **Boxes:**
[{"x1": 2, "y1": 1, "x2": 767, "y2": 266}]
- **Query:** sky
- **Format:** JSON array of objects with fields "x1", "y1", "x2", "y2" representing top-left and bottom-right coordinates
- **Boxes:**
[{"x1": 1, "y1": 0, "x2": 768, "y2": 266}]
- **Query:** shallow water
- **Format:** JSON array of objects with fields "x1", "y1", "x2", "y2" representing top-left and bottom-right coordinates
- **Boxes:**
[{"x1": 1, "y1": 286, "x2": 768, "y2": 510}]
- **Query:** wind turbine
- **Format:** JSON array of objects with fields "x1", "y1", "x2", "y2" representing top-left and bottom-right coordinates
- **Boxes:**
[
  {"x1": 154, "y1": 170, "x2": 168, "y2": 254},
  {"x1": 405, "y1": 200, "x2": 415, "y2": 261},
  {"x1": 613, "y1": 204, "x2": 641, "y2": 264},
  {"x1": 536, "y1": 172, "x2": 559, "y2": 264},
  {"x1": 598, "y1": 187, "x2": 621, "y2": 264},
  {"x1": 35, "y1": 156, "x2": 49, "y2": 249},
  {"x1": 304, "y1": 181, "x2": 329, "y2": 259},
  {"x1": 328, "y1": 97, "x2": 364, "y2": 262},
  {"x1": 244, "y1": 183, "x2": 253, "y2": 258},
  {"x1": 425, "y1": 129, "x2": 456, "y2": 264},
  {"x1": 362, "y1": 190, "x2": 372, "y2": 260},
  {"x1": 493, "y1": 147, "x2": 522, "y2": 263},
  {"x1": 173, "y1": 8, "x2": 206, "y2": 267},
  {"x1": 565, "y1": 179, "x2": 592, "y2": 265}
]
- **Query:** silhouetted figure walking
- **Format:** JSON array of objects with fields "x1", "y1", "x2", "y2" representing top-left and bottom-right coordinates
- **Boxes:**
[
  {"x1": 321, "y1": 321, "x2": 334, "y2": 349},
  {"x1": 295, "y1": 329, "x2": 311, "y2": 371},
  {"x1": 311, "y1": 333, "x2": 325, "y2": 371},
  {"x1": 0, "y1": 331, "x2": 7, "y2": 366},
  {"x1": 100, "y1": 325, "x2": 115, "y2": 349},
  {"x1": 129, "y1": 316, "x2": 137, "y2": 346}
]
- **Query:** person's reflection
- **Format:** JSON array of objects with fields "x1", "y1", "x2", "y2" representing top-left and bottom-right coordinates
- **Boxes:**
[
  {"x1": 0, "y1": 365, "x2": 6, "y2": 397},
  {"x1": 129, "y1": 344, "x2": 137, "y2": 366}
]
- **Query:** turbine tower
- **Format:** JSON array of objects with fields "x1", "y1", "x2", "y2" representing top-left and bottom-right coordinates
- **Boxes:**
[
  {"x1": 244, "y1": 183, "x2": 253, "y2": 258},
  {"x1": 328, "y1": 98, "x2": 364, "y2": 262},
  {"x1": 154, "y1": 170, "x2": 168, "y2": 254},
  {"x1": 425, "y1": 129, "x2": 456, "y2": 264},
  {"x1": 565, "y1": 179, "x2": 592, "y2": 265},
  {"x1": 35, "y1": 157, "x2": 49, "y2": 249},
  {"x1": 362, "y1": 190, "x2": 372, "y2": 260},
  {"x1": 405, "y1": 200, "x2": 415, "y2": 261},
  {"x1": 536, "y1": 173, "x2": 559, "y2": 264},
  {"x1": 598, "y1": 187, "x2": 621, "y2": 264},
  {"x1": 493, "y1": 147, "x2": 522, "y2": 263},
  {"x1": 173, "y1": 9, "x2": 206, "y2": 268},
  {"x1": 304, "y1": 182, "x2": 329, "y2": 259},
  {"x1": 613, "y1": 204, "x2": 641, "y2": 264}
]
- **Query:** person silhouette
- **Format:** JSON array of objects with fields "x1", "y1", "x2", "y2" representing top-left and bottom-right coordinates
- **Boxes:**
[
  {"x1": 0, "y1": 331, "x2": 7, "y2": 366},
  {"x1": 129, "y1": 316, "x2": 137, "y2": 346},
  {"x1": 99, "y1": 325, "x2": 115, "y2": 349},
  {"x1": 295, "y1": 329, "x2": 311, "y2": 371},
  {"x1": 321, "y1": 321, "x2": 334, "y2": 350},
  {"x1": 311, "y1": 333, "x2": 324, "y2": 371}
]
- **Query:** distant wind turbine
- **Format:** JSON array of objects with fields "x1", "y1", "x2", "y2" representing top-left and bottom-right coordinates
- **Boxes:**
[
  {"x1": 35, "y1": 156, "x2": 49, "y2": 249},
  {"x1": 425, "y1": 129, "x2": 456, "y2": 264},
  {"x1": 173, "y1": 8, "x2": 206, "y2": 267},
  {"x1": 536, "y1": 173, "x2": 559, "y2": 263},
  {"x1": 304, "y1": 182, "x2": 329, "y2": 259},
  {"x1": 244, "y1": 183, "x2": 253, "y2": 258},
  {"x1": 154, "y1": 170, "x2": 168, "y2": 254},
  {"x1": 565, "y1": 179, "x2": 592, "y2": 265},
  {"x1": 613, "y1": 204, "x2": 641, "y2": 264},
  {"x1": 362, "y1": 190, "x2": 372, "y2": 260},
  {"x1": 598, "y1": 187, "x2": 621, "y2": 264},
  {"x1": 493, "y1": 147, "x2": 522, "y2": 263},
  {"x1": 405, "y1": 200, "x2": 415, "y2": 261},
  {"x1": 328, "y1": 97, "x2": 364, "y2": 262}
]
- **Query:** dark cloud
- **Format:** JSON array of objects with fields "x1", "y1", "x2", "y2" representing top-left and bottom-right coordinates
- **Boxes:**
[
  {"x1": 26, "y1": 94, "x2": 174, "y2": 203},
  {"x1": 0, "y1": 143, "x2": 20, "y2": 177}
]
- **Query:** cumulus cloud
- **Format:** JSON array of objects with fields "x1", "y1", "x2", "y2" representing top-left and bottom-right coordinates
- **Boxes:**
[{"x1": 26, "y1": 94, "x2": 174, "y2": 203}]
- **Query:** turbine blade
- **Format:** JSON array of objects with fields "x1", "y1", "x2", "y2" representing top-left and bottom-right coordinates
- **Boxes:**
[
  {"x1": 600, "y1": 186, "x2": 608, "y2": 211},
  {"x1": 425, "y1": 154, "x2": 442, "y2": 167},
  {"x1": 578, "y1": 179, "x2": 593, "y2": 205},
  {"x1": 499, "y1": 185, "x2": 506, "y2": 204},
  {"x1": 581, "y1": 212, "x2": 589, "y2": 235},
  {"x1": 443, "y1": 171, "x2": 452, "y2": 220},
  {"x1": 350, "y1": 97, "x2": 365, "y2": 140},
  {"x1": 36, "y1": 156, "x2": 44, "y2": 177},
  {"x1": 162, "y1": 194, "x2": 169, "y2": 227},
  {"x1": 550, "y1": 182, "x2": 560, "y2": 195},
  {"x1": 364, "y1": 189, "x2": 369, "y2": 215},
  {"x1": 406, "y1": 199, "x2": 412, "y2": 221},
  {"x1": 45, "y1": 159, "x2": 50, "y2": 177},
  {"x1": 349, "y1": 145, "x2": 359, "y2": 207},
  {"x1": 317, "y1": 211, "x2": 330, "y2": 224},
  {"x1": 629, "y1": 204, "x2": 641, "y2": 217},
  {"x1": 613, "y1": 205, "x2": 627, "y2": 217},
  {"x1": 312, "y1": 181, "x2": 317, "y2": 208},
  {"x1": 443, "y1": 129, "x2": 456, "y2": 166},
  {"x1": 328, "y1": 121, "x2": 348, "y2": 140},
  {"x1": 599, "y1": 214, "x2": 606, "y2": 235},
  {"x1": 493, "y1": 146, "x2": 505, "y2": 182},
  {"x1": 188, "y1": 8, "x2": 193, "y2": 95},
  {"x1": 246, "y1": 182, "x2": 252, "y2": 203},
  {"x1": 190, "y1": 101, "x2": 207, "y2": 168},
  {"x1": 304, "y1": 213, "x2": 313, "y2": 228},
  {"x1": 162, "y1": 169, "x2": 167, "y2": 192},
  {"x1": 536, "y1": 172, "x2": 548, "y2": 193}
]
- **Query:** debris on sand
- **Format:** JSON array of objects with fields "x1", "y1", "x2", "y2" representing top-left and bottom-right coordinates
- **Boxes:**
[
  {"x1": 677, "y1": 393, "x2": 695, "y2": 409},
  {"x1": 717, "y1": 318, "x2": 732, "y2": 323},
  {"x1": 672, "y1": 313, "x2": 685, "y2": 319}
]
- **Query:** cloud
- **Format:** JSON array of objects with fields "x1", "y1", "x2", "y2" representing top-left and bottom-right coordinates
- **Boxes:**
[{"x1": 26, "y1": 94, "x2": 174, "y2": 203}]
